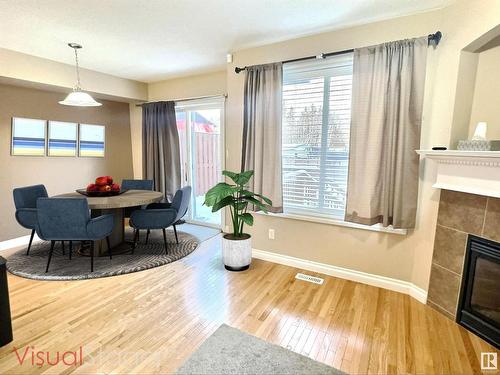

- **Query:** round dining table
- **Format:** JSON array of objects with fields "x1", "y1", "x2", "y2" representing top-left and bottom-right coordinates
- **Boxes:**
[{"x1": 56, "y1": 190, "x2": 163, "y2": 256}]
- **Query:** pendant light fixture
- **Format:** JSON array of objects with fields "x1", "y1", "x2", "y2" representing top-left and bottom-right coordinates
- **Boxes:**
[{"x1": 59, "y1": 43, "x2": 102, "y2": 107}]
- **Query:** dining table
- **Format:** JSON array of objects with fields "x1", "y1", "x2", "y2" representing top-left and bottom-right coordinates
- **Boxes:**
[{"x1": 55, "y1": 190, "x2": 163, "y2": 256}]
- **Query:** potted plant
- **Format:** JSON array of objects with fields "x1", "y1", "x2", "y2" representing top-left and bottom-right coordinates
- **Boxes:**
[{"x1": 204, "y1": 170, "x2": 272, "y2": 271}]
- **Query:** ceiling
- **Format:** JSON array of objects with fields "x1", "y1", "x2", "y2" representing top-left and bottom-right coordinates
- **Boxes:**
[{"x1": 0, "y1": 0, "x2": 452, "y2": 83}]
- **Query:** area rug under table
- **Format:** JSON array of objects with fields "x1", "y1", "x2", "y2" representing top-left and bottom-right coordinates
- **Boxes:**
[
  {"x1": 6, "y1": 229, "x2": 198, "y2": 281},
  {"x1": 175, "y1": 324, "x2": 345, "y2": 375}
]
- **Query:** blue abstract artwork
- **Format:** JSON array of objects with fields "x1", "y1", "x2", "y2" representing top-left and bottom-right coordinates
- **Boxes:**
[
  {"x1": 11, "y1": 118, "x2": 46, "y2": 156},
  {"x1": 79, "y1": 124, "x2": 105, "y2": 157},
  {"x1": 48, "y1": 121, "x2": 78, "y2": 156}
]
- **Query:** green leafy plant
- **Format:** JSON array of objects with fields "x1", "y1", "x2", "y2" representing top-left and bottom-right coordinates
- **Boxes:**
[{"x1": 204, "y1": 170, "x2": 272, "y2": 238}]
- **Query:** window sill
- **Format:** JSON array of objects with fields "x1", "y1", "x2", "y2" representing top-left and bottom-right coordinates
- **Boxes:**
[{"x1": 254, "y1": 211, "x2": 408, "y2": 235}]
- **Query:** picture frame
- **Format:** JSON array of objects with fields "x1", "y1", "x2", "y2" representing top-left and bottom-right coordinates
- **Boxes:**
[
  {"x1": 48, "y1": 121, "x2": 78, "y2": 157},
  {"x1": 11, "y1": 117, "x2": 47, "y2": 156},
  {"x1": 79, "y1": 124, "x2": 105, "y2": 157}
]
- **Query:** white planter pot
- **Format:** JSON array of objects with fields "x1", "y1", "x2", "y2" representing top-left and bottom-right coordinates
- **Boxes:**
[{"x1": 222, "y1": 234, "x2": 252, "y2": 271}]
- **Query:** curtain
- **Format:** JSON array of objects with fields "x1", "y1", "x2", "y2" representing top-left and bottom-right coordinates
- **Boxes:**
[
  {"x1": 142, "y1": 101, "x2": 181, "y2": 199},
  {"x1": 345, "y1": 37, "x2": 428, "y2": 229},
  {"x1": 241, "y1": 62, "x2": 283, "y2": 213}
]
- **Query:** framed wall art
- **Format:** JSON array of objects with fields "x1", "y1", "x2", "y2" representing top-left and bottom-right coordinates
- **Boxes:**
[
  {"x1": 79, "y1": 124, "x2": 105, "y2": 157},
  {"x1": 11, "y1": 117, "x2": 46, "y2": 156}
]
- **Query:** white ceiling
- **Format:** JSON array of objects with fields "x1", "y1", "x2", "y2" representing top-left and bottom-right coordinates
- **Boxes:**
[{"x1": 0, "y1": 0, "x2": 452, "y2": 83}]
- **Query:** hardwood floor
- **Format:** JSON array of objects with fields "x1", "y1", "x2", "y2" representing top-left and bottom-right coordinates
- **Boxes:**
[{"x1": 0, "y1": 233, "x2": 496, "y2": 374}]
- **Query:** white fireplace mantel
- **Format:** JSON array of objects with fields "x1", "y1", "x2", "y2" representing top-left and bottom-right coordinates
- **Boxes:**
[{"x1": 417, "y1": 150, "x2": 500, "y2": 198}]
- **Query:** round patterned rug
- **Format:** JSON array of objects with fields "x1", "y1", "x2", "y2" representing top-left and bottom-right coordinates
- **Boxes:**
[{"x1": 6, "y1": 229, "x2": 199, "y2": 281}]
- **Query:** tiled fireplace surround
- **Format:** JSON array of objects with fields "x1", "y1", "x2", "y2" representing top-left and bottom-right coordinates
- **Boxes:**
[{"x1": 427, "y1": 190, "x2": 500, "y2": 319}]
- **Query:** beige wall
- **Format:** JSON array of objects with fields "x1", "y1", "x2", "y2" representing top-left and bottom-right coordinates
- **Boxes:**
[
  {"x1": 132, "y1": 0, "x2": 500, "y2": 292},
  {"x1": 148, "y1": 70, "x2": 226, "y2": 101},
  {"x1": 226, "y1": 10, "x2": 443, "y2": 288},
  {"x1": 129, "y1": 70, "x2": 227, "y2": 178},
  {"x1": 0, "y1": 83, "x2": 134, "y2": 241},
  {"x1": 129, "y1": 104, "x2": 143, "y2": 179},
  {"x1": 469, "y1": 45, "x2": 500, "y2": 139},
  {"x1": 0, "y1": 48, "x2": 147, "y2": 102},
  {"x1": 224, "y1": 0, "x2": 500, "y2": 291}
]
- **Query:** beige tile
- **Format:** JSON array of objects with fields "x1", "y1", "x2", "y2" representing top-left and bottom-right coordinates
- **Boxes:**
[
  {"x1": 437, "y1": 190, "x2": 486, "y2": 235},
  {"x1": 432, "y1": 225, "x2": 467, "y2": 275},
  {"x1": 427, "y1": 263, "x2": 461, "y2": 317},
  {"x1": 483, "y1": 197, "x2": 500, "y2": 242},
  {"x1": 427, "y1": 300, "x2": 455, "y2": 320}
]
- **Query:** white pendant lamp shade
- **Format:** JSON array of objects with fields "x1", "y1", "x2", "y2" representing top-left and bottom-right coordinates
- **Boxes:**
[
  {"x1": 59, "y1": 90, "x2": 102, "y2": 107},
  {"x1": 59, "y1": 43, "x2": 102, "y2": 107}
]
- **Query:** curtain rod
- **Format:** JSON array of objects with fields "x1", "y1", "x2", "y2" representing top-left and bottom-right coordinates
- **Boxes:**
[
  {"x1": 135, "y1": 94, "x2": 227, "y2": 107},
  {"x1": 234, "y1": 31, "x2": 442, "y2": 74}
]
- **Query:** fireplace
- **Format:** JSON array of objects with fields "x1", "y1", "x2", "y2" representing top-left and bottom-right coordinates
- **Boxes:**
[{"x1": 456, "y1": 235, "x2": 500, "y2": 348}]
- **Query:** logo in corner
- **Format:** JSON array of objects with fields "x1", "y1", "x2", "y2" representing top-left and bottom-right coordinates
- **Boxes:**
[{"x1": 481, "y1": 352, "x2": 497, "y2": 370}]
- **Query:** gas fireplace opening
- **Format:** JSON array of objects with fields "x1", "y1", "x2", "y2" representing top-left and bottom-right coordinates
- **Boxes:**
[{"x1": 457, "y1": 235, "x2": 500, "y2": 348}]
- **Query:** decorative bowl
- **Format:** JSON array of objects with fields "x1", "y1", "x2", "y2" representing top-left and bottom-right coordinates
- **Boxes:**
[{"x1": 76, "y1": 189, "x2": 128, "y2": 197}]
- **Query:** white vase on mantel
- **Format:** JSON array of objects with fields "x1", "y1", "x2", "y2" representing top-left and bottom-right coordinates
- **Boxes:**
[{"x1": 222, "y1": 233, "x2": 252, "y2": 271}]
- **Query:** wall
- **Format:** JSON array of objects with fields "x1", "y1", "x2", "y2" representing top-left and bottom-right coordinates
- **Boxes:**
[
  {"x1": 128, "y1": 0, "x2": 500, "y2": 292},
  {"x1": 0, "y1": 48, "x2": 147, "y2": 102},
  {"x1": 226, "y1": 10, "x2": 443, "y2": 288},
  {"x1": 0, "y1": 83, "x2": 134, "y2": 241},
  {"x1": 469, "y1": 45, "x2": 500, "y2": 140},
  {"x1": 130, "y1": 70, "x2": 227, "y2": 178},
  {"x1": 224, "y1": 0, "x2": 500, "y2": 291},
  {"x1": 148, "y1": 70, "x2": 226, "y2": 101}
]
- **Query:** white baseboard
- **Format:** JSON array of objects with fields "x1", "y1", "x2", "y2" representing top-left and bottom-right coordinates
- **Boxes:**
[
  {"x1": 0, "y1": 233, "x2": 41, "y2": 252},
  {"x1": 252, "y1": 248, "x2": 427, "y2": 304}
]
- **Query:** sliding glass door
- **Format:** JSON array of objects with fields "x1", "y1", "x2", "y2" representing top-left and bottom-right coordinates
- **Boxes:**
[{"x1": 176, "y1": 98, "x2": 224, "y2": 228}]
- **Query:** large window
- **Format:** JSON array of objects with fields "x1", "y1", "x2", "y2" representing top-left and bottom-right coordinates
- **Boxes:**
[{"x1": 282, "y1": 52, "x2": 353, "y2": 219}]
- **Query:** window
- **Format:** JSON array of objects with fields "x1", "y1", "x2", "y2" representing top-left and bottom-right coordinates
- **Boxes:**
[{"x1": 282, "y1": 52, "x2": 353, "y2": 219}]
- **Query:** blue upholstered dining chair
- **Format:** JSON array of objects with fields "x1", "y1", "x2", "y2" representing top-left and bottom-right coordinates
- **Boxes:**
[
  {"x1": 129, "y1": 205, "x2": 177, "y2": 254},
  {"x1": 146, "y1": 186, "x2": 192, "y2": 244},
  {"x1": 36, "y1": 198, "x2": 114, "y2": 273},
  {"x1": 13, "y1": 184, "x2": 48, "y2": 255},
  {"x1": 121, "y1": 179, "x2": 154, "y2": 223},
  {"x1": 121, "y1": 179, "x2": 154, "y2": 191}
]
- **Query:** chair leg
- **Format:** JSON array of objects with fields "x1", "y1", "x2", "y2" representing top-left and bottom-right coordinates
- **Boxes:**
[
  {"x1": 26, "y1": 229, "x2": 35, "y2": 255},
  {"x1": 145, "y1": 229, "x2": 150, "y2": 245},
  {"x1": 45, "y1": 240, "x2": 55, "y2": 273},
  {"x1": 106, "y1": 236, "x2": 112, "y2": 260},
  {"x1": 69, "y1": 241, "x2": 73, "y2": 260},
  {"x1": 173, "y1": 225, "x2": 179, "y2": 244},
  {"x1": 131, "y1": 229, "x2": 138, "y2": 254},
  {"x1": 162, "y1": 228, "x2": 168, "y2": 255},
  {"x1": 61, "y1": 241, "x2": 65, "y2": 255},
  {"x1": 90, "y1": 241, "x2": 94, "y2": 273}
]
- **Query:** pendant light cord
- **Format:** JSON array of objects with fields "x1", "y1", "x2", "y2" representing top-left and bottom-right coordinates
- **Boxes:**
[{"x1": 73, "y1": 47, "x2": 81, "y2": 90}]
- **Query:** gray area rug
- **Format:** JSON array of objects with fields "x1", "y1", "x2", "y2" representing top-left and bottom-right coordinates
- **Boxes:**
[
  {"x1": 175, "y1": 324, "x2": 345, "y2": 375},
  {"x1": 6, "y1": 228, "x2": 199, "y2": 281}
]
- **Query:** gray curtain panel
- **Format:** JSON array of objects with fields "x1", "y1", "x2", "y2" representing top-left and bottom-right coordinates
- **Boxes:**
[
  {"x1": 345, "y1": 37, "x2": 428, "y2": 229},
  {"x1": 142, "y1": 101, "x2": 181, "y2": 199},
  {"x1": 241, "y1": 62, "x2": 283, "y2": 213}
]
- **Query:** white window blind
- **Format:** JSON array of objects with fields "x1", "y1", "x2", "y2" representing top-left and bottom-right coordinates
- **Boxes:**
[{"x1": 282, "y1": 52, "x2": 353, "y2": 219}]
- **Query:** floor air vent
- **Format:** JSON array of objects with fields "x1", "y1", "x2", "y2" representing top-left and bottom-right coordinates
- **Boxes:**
[{"x1": 295, "y1": 273, "x2": 324, "y2": 285}]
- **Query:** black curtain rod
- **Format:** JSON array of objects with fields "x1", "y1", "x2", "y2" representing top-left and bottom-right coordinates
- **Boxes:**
[{"x1": 235, "y1": 31, "x2": 442, "y2": 74}]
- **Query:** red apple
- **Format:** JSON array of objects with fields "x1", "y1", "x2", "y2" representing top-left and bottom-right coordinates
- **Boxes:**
[
  {"x1": 110, "y1": 183, "x2": 120, "y2": 192},
  {"x1": 95, "y1": 176, "x2": 108, "y2": 186},
  {"x1": 99, "y1": 185, "x2": 112, "y2": 192},
  {"x1": 105, "y1": 176, "x2": 113, "y2": 184},
  {"x1": 86, "y1": 183, "x2": 98, "y2": 192}
]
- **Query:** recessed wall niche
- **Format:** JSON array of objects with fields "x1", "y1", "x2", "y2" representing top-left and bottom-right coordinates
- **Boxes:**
[{"x1": 449, "y1": 24, "x2": 500, "y2": 149}]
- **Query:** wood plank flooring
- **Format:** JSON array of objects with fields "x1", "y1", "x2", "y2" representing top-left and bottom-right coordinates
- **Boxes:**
[{"x1": 0, "y1": 233, "x2": 497, "y2": 374}]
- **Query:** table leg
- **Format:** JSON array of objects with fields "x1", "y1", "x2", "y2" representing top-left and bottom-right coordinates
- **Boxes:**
[{"x1": 90, "y1": 208, "x2": 124, "y2": 256}]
